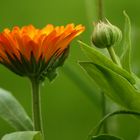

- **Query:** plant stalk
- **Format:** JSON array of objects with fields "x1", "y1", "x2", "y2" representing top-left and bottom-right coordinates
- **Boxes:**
[
  {"x1": 97, "y1": 0, "x2": 108, "y2": 134},
  {"x1": 97, "y1": 0, "x2": 104, "y2": 21},
  {"x1": 30, "y1": 78, "x2": 43, "y2": 133},
  {"x1": 107, "y1": 46, "x2": 121, "y2": 66}
]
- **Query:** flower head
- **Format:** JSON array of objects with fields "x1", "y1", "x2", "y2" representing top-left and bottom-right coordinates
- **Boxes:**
[
  {"x1": 92, "y1": 20, "x2": 122, "y2": 48},
  {"x1": 0, "y1": 24, "x2": 85, "y2": 81}
]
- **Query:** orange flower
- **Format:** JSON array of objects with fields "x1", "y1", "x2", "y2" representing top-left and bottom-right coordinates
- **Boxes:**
[{"x1": 0, "y1": 24, "x2": 85, "y2": 81}]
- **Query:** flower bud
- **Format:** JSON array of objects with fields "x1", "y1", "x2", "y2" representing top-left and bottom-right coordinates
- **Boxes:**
[{"x1": 92, "y1": 20, "x2": 122, "y2": 48}]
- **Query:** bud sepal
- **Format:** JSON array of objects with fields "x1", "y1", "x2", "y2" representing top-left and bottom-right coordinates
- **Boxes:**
[{"x1": 92, "y1": 20, "x2": 122, "y2": 48}]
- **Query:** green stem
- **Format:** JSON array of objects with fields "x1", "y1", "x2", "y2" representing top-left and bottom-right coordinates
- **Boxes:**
[
  {"x1": 97, "y1": 0, "x2": 108, "y2": 134},
  {"x1": 107, "y1": 46, "x2": 121, "y2": 66},
  {"x1": 97, "y1": 0, "x2": 104, "y2": 20},
  {"x1": 30, "y1": 78, "x2": 43, "y2": 132}
]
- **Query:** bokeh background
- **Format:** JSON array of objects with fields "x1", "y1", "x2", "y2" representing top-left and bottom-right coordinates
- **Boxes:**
[{"x1": 0, "y1": 0, "x2": 140, "y2": 140}]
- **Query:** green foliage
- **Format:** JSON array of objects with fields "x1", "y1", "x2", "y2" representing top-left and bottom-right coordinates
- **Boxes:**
[
  {"x1": 1, "y1": 131, "x2": 42, "y2": 140},
  {"x1": 120, "y1": 11, "x2": 132, "y2": 72},
  {"x1": 92, "y1": 134, "x2": 123, "y2": 140},
  {"x1": 79, "y1": 61, "x2": 140, "y2": 110},
  {"x1": 78, "y1": 41, "x2": 134, "y2": 84},
  {"x1": 78, "y1": 41, "x2": 140, "y2": 111},
  {"x1": 78, "y1": 11, "x2": 140, "y2": 140},
  {"x1": 90, "y1": 110, "x2": 140, "y2": 136},
  {"x1": 0, "y1": 0, "x2": 139, "y2": 140},
  {"x1": 78, "y1": 12, "x2": 140, "y2": 115},
  {"x1": 0, "y1": 88, "x2": 33, "y2": 131}
]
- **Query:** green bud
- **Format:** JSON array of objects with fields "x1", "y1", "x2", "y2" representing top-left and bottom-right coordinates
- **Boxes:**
[{"x1": 92, "y1": 20, "x2": 122, "y2": 48}]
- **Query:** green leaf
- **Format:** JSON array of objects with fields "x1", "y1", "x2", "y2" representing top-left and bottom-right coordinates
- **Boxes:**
[
  {"x1": 78, "y1": 40, "x2": 135, "y2": 84},
  {"x1": 92, "y1": 134, "x2": 123, "y2": 140},
  {"x1": 120, "y1": 11, "x2": 132, "y2": 72},
  {"x1": 0, "y1": 88, "x2": 33, "y2": 130},
  {"x1": 2, "y1": 131, "x2": 42, "y2": 140},
  {"x1": 132, "y1": 73, "x2": 140, "y2": 91},
  {"x1": 90, "y1": 110, "x2": 140, "y2": 136},
  {"x1": 79, "y1": 62, "x2": 140, "y2": 111}
]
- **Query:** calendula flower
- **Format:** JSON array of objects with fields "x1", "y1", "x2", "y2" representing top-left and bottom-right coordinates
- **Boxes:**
[{"x1": 0, "y1": 24, "x2": 85, "y2": 81}]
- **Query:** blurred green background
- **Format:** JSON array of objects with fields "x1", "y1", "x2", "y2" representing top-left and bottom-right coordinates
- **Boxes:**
[{"x1": 0, "y1": 0, "x2": 140, "y2": 140}]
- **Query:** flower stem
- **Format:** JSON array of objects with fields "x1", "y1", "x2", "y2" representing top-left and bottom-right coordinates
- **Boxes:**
[
  {"x1": 97, "y1": 0, "x2": 108, "y2": 134},
  {"x1": 30, "y1": 78, "x2": 43, "y2": 132},
  {"x1": 107, "y1": 46, "x2": 121, "y2": 66},
  {"x1": 97, "y1": 0, "x2": 104, "y2": 21}
]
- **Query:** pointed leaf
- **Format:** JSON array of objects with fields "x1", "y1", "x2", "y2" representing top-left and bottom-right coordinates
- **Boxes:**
[
  {"x1": 79, "y1": 62, "x2": 140, "y2": 111},
  {"x1": 2, "y1": 131, "x2": 42, "y2": 140},
  {"x1": 92, "y1": 134, "x2": 123, "y2": 140},
  {"x1": 132, "y1": 73, "x2": 140, "y2": 91},
  {"x1": 120, "y1": 11, "x2": 132, "y2": 72},
  {"x1": 78, "y1": 41, "x2": 135, "y2": 84},
  {"x1": 0, "y1": 88, "x2": 33, "y2": 130}
]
